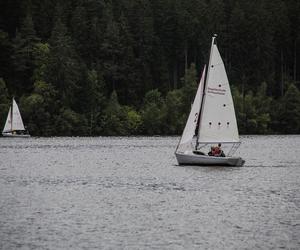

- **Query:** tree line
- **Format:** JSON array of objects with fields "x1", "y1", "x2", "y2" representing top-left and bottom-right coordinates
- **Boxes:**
[{"x1": 0, "y1": 0, "x2": 300, "y2": 136}]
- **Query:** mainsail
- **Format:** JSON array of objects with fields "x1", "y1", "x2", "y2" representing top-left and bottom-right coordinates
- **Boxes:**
[
  {"x1": 176, "y1": 66, "x2": 206, "y2": 152},
  {"x1": 197, "y1": 38, "x2": 239, "y2": 143},
  {"x1": 12, "y1": 99, "x2": 25, "y2": 131}
]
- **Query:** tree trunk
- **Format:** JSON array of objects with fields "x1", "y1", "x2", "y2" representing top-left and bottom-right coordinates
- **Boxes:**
[
  {"x1": 294, "y1": 39, "x2": 297, "y2": 82},
  {"x1": 281, "y1": 49, "x2": 284, "y2": 96},
  {"x1": 173, "y1": 61, "x2": 178, "y2": 89},
  {"x1": 242, "y1": 73, "x2": 246, "y2": 130},
  {"x1": 184, "y1": 41, "x2": 188, "y2": 73},
  {"x1": 90, "y1": 112, "x2": 93, "y2": 136},
  {"x1": 241, "y1": 74, "x2": 245, "y2": 111}
]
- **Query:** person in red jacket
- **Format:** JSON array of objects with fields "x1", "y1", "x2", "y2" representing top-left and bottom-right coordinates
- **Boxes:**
[
  {"x1": 215, "y1": 143, "x2": 225, "y2": 157},
  {"x1": 208, "y1": 143, "x2": 225, "y2": 157},
  {"x1": 214, "y1": 144, "x2": 221, "y2": 156}
]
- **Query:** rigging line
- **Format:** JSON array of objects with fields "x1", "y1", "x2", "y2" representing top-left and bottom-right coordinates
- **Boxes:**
[
  {"x1": 196, "y1": 36, "x2": 216, "y2": 149},
  {"x1": 195, "y1": 65, "x2": 207, "y2": 149}
]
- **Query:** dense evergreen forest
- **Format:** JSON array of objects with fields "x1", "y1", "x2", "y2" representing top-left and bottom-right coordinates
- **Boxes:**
[{"x1": 0, "y1": 0, "x2": 300, "y2": 136}]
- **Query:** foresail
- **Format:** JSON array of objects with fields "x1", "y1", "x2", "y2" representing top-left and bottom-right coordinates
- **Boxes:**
[
  {"x1": 177, "y1": 66, "x2": 206, "y2": 152},
  {"x1": 3, "y1": 107, "x2": 12, "y2": 133},
  {"x1": 198, "y1": 43, "x2": 239, "y2": 143},
  {"x1": 12, "y1": 99, "x2": 25, "y2": 131}
]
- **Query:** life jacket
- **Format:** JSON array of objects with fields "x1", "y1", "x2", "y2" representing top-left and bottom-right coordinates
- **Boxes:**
[
  {"x1": 214, "y1": 147, "x2": 221, "y2": 156},
  {"x1": 211, "y1": 147, "x2": 216, "y2": 155}
]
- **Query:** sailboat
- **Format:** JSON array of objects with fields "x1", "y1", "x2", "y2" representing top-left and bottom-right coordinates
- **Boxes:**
[
  {"x1": 175, "y1": 35, "x2": 244, "y2": 166},
  {"x1": 2, "y1": 98, "x2": 30, "y2": 137}
]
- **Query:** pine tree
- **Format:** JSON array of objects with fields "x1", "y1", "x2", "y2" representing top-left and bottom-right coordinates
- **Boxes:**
[
  {"x1": 11, "y1": 9, "x2": 39, "y2": 95},
  {"x1": 101, "y1": 3, "x2": 121, "y2": 91},
  {"x1": 47, "y1": 5, "x2": 81, "y2": 108},
  {"x1": 164, "y1": 89, "x2": 184, "y2": 134},
  {"x1": 70, "y1": 4, "x2": 89, "y2": 61},
  {"x1": 0, "y1": 30, "x2": 12, "y2": 84},
  {"x1": 0, "y1": 78, "x2": 10, "y2": 129},
  {"x1": 102, "y1": 91, "x2": 127, "y2": 135},
  {"x1": 140, "y1": 89, "x2": 165, "y2": 134},
  {"x1": 278, "y1": 84, "x2": 300, "y2": 133},
  {"x1": 85, "y1": 69, "x2": 106, "y2": 135},
  {"x1": 20, "y1": 80, "x2": 58, "y2": 135},
  {"x1": 181, "y1": 63, "x2": 198, "y2": 114},
  {"x1": 31, "y1": 0, "x2": 55, "y2": 40}
]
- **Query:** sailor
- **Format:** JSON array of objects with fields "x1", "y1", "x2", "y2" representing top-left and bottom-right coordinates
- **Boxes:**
[
  {"x1": 214, "y1": 144, "x2": 221, "y2": 156},
  {"x1": 215, "y1": 143, "x2": 225, "y2": 157}
]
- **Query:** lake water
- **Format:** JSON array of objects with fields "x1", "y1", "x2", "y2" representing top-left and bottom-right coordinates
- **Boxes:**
[{"x1": 0, "y1": 135, "x2": 299, "y2": 249}]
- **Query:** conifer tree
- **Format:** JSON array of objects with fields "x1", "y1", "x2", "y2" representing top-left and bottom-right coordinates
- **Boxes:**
[
  {"x1": 140, "y1": 89, "x2": 165, "y2": 134},
  {"x1": 0, "y1": 78, "x2": 10, "y2": 129},
  {"x1": 47, "y1": 5, "x2": 81, "y2": 108},
  {"x1": 11, "y1": 9, "x2": 39, "y2": 94},
  {"x1": 0, "y1": 30, "x2": 12, "y2": 84},
  {"x1": 278, "y1": 84, "x2": 300, "y2": 133}
]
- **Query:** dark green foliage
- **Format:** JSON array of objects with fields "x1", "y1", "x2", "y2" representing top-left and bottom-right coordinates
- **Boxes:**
[
  {"x1": 1, "y1": 0, "x2": 300, "y2": 136},
  {"x1": 0, "y1": 78, "x2": 10, "y2": 129},
  {"x1": 140, "y1": 89, "x2": 165, "y2": 134},
  {"x1": 32, "y1": 42, "x2": 50, "y2": 82},
  {"x1": 20, "y1": 80, "x2": 58, "y2": 136},
  {"x1": 0, "y1": 30, "x2": 12, "y2": 84},
  {"x1": 102, "y1": 91, "x2": 135, "y2": 135},
  {"x1": 47, "y1": 13, "x2": 81, "y2": 108},
  {"x1": 85, "y1": 69, "x2": 106, "y2": 135},
  {"x1": 55, "y1": 108, "x2": 88, "y2": 136},
  {"x1": 232, "y1": 82, "x2": 272, "y2": 134},
  {"x1": 124, "y1": 107, "x2": 142, "y2": 134},
  {"x1": 181, "y1": 63, "x2": 198, "y2": 114},
  {"x1": 11, "y1": 10, "x2": 40, "y2": 95},
  {"x1": 164, "y1": 89, "x2": 185, "y2": 134},
  {"x1": 274, "y1": 84, "x2": 300, "y2": 133}
]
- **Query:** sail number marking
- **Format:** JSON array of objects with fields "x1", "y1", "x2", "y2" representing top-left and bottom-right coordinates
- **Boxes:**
[{"x1": 207, "y1": 87, "x2": 226, "y2": 95}]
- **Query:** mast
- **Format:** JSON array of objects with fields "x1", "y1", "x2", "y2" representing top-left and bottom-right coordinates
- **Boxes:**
[
  {"x1": 195, "y1": 34, "x2": 217, "y2": 149},
  {"x1": 11, "y1": 98, "x2": 13, "y2": 132}
]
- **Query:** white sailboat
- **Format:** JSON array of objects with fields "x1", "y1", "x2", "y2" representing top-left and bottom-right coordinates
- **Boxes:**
[
  {"x1": 2, "y1": 98, "x2": 30, "y2": 137},
  {"x1": 175, "y1": 35, "x2": 244, "y2": 166}
]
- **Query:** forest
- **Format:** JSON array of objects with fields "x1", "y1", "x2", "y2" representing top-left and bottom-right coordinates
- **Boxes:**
[{"x1": 0, "y1": 0, "x2": 300, "y2": 136}]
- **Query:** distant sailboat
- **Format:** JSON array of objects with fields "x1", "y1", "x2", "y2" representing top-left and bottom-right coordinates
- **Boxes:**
[
  {"x1": 2, "y1": 98, "x2": 30, "y2": 137},
  {"x1": 175, "y1": 35, "x2": 244, "y2": 166}
]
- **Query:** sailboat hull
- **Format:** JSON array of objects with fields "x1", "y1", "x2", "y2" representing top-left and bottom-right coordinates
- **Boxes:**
[
  {"x1": 175, "y1": 151, "x2": 245, "y2": 167},
  {"x1": 2, "y1": 132, "x2": 30, "y2": 138}
]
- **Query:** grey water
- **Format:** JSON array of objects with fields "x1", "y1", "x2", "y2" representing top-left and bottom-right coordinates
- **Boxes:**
[{"x1": 0, "y1": 135, "x2": 299, "y2": 250}]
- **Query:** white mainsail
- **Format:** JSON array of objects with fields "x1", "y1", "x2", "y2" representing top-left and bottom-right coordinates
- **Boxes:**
[
  {"x1": 12, "y1": 99, "x2": 26, "y2": 131},
  {"x1": 176, "y1": 66, "x2": 206, "y2": 152},
  {"x1": 198, "y1": 38, "x2": 239, "y2": 143},
  {"x1": 2, "y1": 98, "x2": 26, "y2": 133}
]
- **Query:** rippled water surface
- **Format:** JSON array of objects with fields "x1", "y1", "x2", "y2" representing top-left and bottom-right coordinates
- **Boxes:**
[{"x1": 0, "y1": 135, "x2": 299, "y2": 249}]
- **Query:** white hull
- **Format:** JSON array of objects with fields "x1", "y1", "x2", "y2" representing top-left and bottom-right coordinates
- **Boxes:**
[
  {"x1": 175, "y1": 151, "x2": 244, "y2": 167},
  {"x1": 2, "y1": 133, "x2": 30, "y2": 138}
]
